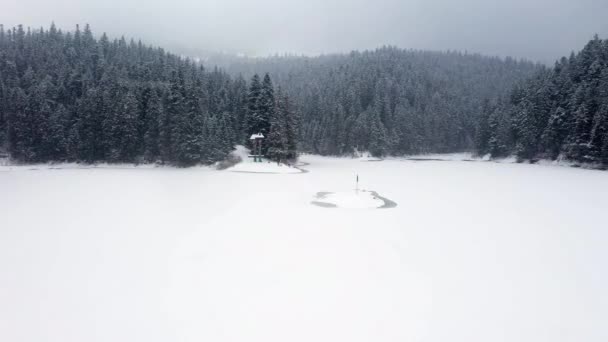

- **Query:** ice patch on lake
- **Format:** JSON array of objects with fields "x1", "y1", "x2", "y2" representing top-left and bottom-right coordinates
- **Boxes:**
[{"x1": 312, "y1": 190, "x2": 394, "y2": 209}]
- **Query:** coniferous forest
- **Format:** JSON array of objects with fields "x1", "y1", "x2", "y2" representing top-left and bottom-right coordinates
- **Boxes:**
[
  {"x1": 0, "y1": 24, "x2": 607, "y2": 167},
  {"x1": 0, "y1": 24, "x2": 295, "y2": 166},
  {"x1": 475, "y1": 36, "x2": 608, "y2": 165},
  {"x1": 217, "y1": 49, "x2": 540, "y2": 156}
]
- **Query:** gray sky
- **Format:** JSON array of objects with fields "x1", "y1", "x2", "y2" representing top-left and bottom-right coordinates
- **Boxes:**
[{"x1": 2, "y1": 0, "x2": 607, "y2": 62}]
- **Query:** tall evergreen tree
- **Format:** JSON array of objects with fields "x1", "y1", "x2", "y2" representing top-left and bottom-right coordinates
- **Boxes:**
[
  {"x1": 259, "y1": 73, "x2": 275, "y2": 139},
  {"x1": 246, "y1": 74, "x2": 263, "y2": 137},
  {"x1": 143, "y1": 88, "x2": 163, "y2": 161}
]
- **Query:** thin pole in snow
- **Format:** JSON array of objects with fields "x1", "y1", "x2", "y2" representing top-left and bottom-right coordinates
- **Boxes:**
[{"x1": 356, "y1": 174, "x2": 359, "y2": 194}]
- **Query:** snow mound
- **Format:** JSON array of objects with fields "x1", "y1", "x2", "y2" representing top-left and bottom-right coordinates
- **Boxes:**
[
  {"x1": 216, "y1": 145, "x2": 249, "y2": 170},
  {"x1": 349, "y1": 149, "x2": 383, "y2": 161},
  {"x1": 231, "y1": 145, "x2": 251, "y2": 161},
  {"x1": 312, "y1": 190, "x2": 387, "y2": 209},
  {"x1": 228, "y1": 161, "x2": 303, "y2": 174}
]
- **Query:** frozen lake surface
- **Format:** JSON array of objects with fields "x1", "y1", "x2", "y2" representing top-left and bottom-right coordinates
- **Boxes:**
[{"x1": 1, "y1": 155, "x2": 607, "y2": 342}]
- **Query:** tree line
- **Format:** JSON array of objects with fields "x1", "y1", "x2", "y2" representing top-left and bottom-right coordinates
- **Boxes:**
[
  {"x1": 474, "y1": 36, "x2": 608, "y2": 166},
  {"x1": 8, "y1": 24, "x2": 600, "y2": 167},
  {"x1": 216, "y1": 47, "x2": 540, "y2": 156},
  {"x1": 0, "y1": 24, "x2": 296, "y2": 166}
]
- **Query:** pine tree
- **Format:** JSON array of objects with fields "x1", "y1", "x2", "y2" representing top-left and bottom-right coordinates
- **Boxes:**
[
  {"x1": 369, "y1": 109, "x2": 388, "y2": 157},
  {"x1": 282, "y1": 93, "x2": 298, "y2": 161},
  {"x1": 512, "y1": 96, "x2": 541, "y2": 161},
  {"x1": 143, "y1": 88, "x2": 163, "y2": 161},
  {"x1": 487, "y1": 107, "x2": 502, "y2": 157},
  {"x1": 8, "y1": 87, "x2": 30, "y2": 160},
  {"x1": 253, "y1": 73, "x2": 276, "y2": 155},
  {"x1": 567, "y1": 102, "x2": 592, "y2": 162},
  {"x1": 266, "y1": 96, "x2": 288, "y2": 163},
  {"x1": 259, "y1": 74, "x2": 275, "y2": 133},
  {"x1": 246, "y1": 74, "x2": 263, "y2": 137},
  {"x1": 43, "y1": 105, "x2": 68, "y2": 161},
  {"x1": 162, "y1": 71, "x2": 186, "y2": 163},
  {"x1": 0, "y1": 76, "x2": 6, "y2": 149},
  {"x1": 541, "y1": 107, "x2": 568, "y2": 159},
  {"x1": 117, "y1": 90, "x2": 140, "y2": 162},
  {"x1": 75, "y1": 87, "x2": 105, "y2": 162},
  {"x1": 601, "y1": 127, "x2": 608, "y2": 167},
  {"x1": 474, "y1": 99, "x2": 492, "y2": 156},
  {"x1": 172, "y1": 89, "x2": 204, "y2": 166},
  {"x1": 588, "y1": 104, "x2": 608, "y2": 163}
]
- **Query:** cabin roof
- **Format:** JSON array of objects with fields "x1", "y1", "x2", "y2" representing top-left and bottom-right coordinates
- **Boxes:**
[{"x1": 250, "y1": 133, "x2": 265, "y2": 140}]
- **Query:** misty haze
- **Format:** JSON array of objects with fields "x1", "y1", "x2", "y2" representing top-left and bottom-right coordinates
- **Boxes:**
[
  {"x1": 1, "y1": 0, "x2": 607, "y2": 61},
  {"x1": 1, "y1": 1, "x2": 608, "y2": 342}
]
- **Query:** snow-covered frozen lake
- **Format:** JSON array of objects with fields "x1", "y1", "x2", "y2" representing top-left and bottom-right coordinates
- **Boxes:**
[{"x1": 1, "y1": 156, "x2": 607, "y2": 342}]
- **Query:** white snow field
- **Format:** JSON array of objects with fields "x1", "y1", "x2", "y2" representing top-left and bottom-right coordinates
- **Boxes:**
[
  {"x1": 227, "y1": 160, "x2": 303, "y2": 174},
  {"x1": 1, "y1": 156, "x2": 608, "y2": 342}
]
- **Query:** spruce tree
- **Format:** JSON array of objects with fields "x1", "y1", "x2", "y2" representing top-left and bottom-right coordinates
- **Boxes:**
[
  {"x1": 266, "y1": 98, "x2": 288, "y2": 163},
  {"x1": 173, "y1": 86, "x2": 205, "y2": 166},
  {"x1": 369, "y1": 109, "x2": 388, "y2": 157},
  {"x1": 117, "y1": 90, "x2": 140, "y2": 162},
  {"x1": 143, "y1": 88, "x2": 163, "y2": 161},
  {"x1": 541, "y1": 107, "x2": 568, "y2": 159},
  {"x1": 246, "y1": 74, "x2": 263, "y2": 137},
  {"x1": 0, "y1": 76, "x2": 6, "y2": 149},
  {"x1": 44, "y1": 105, "x2": 68, "y2": 160},
  {"x1": 588, "y1": 105, "x2": 608, "y2": 162},
  {"x1": 474, "y1": 99, "x2": 492, "y2": 156},
  {"x1": 259, "y1": 74, "x2": 275, "y2": 134},
  {"x1": 8, "y1": 87, "x2": 29, "y2": 160},
  {"x1": 282, "y1": 93, "x2": 298, "y2": 160}
]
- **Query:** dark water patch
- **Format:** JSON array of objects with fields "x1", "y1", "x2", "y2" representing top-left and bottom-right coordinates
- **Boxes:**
[
  {"x1": 311, "y1": 190, "x2": 397, "y2": 209},
  {"x1": 315, "y1": 192, "x2": 332, "y2": 199},
  {"x1": 295, "y1": 166, "x2": 310, "y2": 173},
  {"x1": 311, "y1": 201, "x2": 338, "y2": 208},
  {"x1": 370, "y1": 191, "x2": 398, "y2": 209}
]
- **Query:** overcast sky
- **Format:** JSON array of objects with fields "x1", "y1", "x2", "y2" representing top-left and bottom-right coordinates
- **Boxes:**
[{"x1": 2, "y1": 0, "x2": 607, "y2": 62}]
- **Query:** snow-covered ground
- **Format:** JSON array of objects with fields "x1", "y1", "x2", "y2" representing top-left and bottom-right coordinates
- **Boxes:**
[
  {"x1": 227, "y1": 160, "x2": 303, "y2": 174},
  {"x1": 1, "y1": 155, "x2": 607, "y2": 342},
  {"x1": 312, "y1": 190, "x2": 386, "y2": 209},
  {"x1": 221, "y1": 145, "x2": 303, "y2": 174}
]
